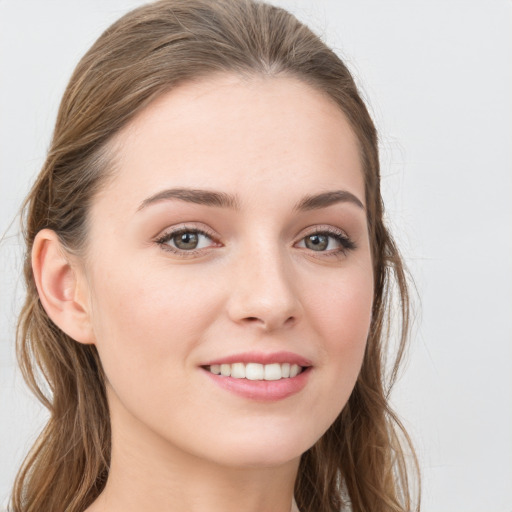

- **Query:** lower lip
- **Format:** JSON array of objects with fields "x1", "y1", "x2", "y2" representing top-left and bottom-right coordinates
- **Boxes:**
[{"x1": 202, "y1": 367, "x2": 311, "y2": 401}]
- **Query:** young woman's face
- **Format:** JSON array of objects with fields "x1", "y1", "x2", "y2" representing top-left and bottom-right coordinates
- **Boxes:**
[{"x1": 82, "y1": 74, "x2": 374, "y2": 469}]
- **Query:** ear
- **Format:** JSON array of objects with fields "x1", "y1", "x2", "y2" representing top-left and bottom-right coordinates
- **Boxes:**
[{"x1": 32, "y1": 229, "x2": 95, "y2": 344}]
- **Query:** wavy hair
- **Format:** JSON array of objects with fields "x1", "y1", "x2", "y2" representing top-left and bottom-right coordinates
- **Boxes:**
[{"x1": 10, "y1": 1, "x2": 419, "y2": 511}]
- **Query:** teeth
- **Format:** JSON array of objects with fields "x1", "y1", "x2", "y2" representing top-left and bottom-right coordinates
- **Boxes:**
[
  {"x1": 231, "y1": 363, "x2": 246, "y2": 379},
  {"x1": 264, "y1": 363, "x2": 282, "y2": 381},
  {"x1": 207, "y1": 362, "x2": 304, "y2": 380},
  {"x1": 245, "y1": 363, "x2": 264, "y2": 380}
]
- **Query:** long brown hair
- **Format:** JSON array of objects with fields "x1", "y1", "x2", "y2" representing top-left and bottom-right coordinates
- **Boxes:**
[{"x1": 11, "y1": 1, "x2": 419, "y2": 511}]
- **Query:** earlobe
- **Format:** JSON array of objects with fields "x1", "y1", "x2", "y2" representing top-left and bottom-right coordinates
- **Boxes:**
[{"x1": 32, "y1": 229, "x2": 95, "y2": 344}]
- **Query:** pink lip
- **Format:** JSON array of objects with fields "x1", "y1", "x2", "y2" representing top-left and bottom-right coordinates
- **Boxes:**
[
  {"x1": 200, "y1": 351, "x2": 313, "y2": 402},
  {"x1": 202, "y1": 351, "x2": 313, "y2": 367},
  {"x1": 202, "y1": 367, "x2": 311, "y2": 401}
]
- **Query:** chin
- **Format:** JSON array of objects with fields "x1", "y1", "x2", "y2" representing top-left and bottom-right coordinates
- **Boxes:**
[{"x1": 197, "y1": 426, "x2": 318, "y2": 470}]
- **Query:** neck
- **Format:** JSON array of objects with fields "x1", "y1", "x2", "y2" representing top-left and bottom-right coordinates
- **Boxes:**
[{"x1": 92, "y1": 447, "x2": 299, "y2": 512}]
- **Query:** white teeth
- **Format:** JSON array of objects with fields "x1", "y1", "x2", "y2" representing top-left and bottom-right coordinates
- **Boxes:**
[
  {"x1": 290, "y1": 364, "x2": 300, "y2": 377},
  {"x1": 231, "y1": 362, "x2": 246, "y2": 379},
  {"x1": 245, "y1": 363, "x2": 264, "y2": 380},
  {"x1": 264, "y1": 363, "x2": 282, "y2": 381},
  {"x1": 207, "y1": 362, "x2": 304, "y2": 380}
]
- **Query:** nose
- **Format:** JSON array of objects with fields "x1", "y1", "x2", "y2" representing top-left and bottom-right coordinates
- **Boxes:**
[{"x1": 226, "y1": 243, "x2": 302, "y2": 332}]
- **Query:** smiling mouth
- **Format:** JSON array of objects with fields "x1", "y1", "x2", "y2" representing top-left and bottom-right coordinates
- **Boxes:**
[{"x1": 203, "y1": 362, "x2": 306, "y2": 381}]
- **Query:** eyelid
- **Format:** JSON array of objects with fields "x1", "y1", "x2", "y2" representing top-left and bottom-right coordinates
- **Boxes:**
[
  {"x1": 295, "y1": 224, "x2": 349, "y2": 239},
  {"x1": 153, "y1": 223, "x2": 356, "y2": 258},
  {"x1": 293, "y1": 225, "x2": 357, "y2": 256},
  {"x1": 154, "y1": 223, "x2": 221, "y2": 257}
]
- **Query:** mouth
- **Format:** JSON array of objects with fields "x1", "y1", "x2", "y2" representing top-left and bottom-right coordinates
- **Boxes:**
[
  {"x1": 203, "y1": 362, "x2": 307, "y2": 381},
  {"x1": 200, "y1": 352, "x2": 312, "y2": 401}
]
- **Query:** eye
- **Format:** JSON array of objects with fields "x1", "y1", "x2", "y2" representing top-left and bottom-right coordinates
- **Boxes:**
[
  {"x1": 156, "y1": 227, "x2": 218, "y2": 255},
  {"x1": 296, "y1": 228, "x2": 356, "y2": 256}
]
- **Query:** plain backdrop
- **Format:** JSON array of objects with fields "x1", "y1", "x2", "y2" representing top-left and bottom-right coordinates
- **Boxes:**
[{"x1": 1, "y1": 1, "x2": 511, "y2": 510}]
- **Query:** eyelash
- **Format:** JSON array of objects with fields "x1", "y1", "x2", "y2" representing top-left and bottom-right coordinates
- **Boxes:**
[
  {"x1": 155, "y1": 226, "x2": 219, "y2": 258},
  {"x1": 155, "y1": 225, "x2": 357, "y2": 259},
  {"x1": 296, "y1": 227, "x2": 357, "y2": 258}
]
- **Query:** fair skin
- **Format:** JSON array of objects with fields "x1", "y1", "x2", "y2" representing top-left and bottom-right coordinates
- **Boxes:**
[{"x1": 32, "y1": 74, "x2": 374, "y2": 512}]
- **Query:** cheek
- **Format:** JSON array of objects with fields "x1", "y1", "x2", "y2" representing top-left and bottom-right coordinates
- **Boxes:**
[
  {"x1": 85, "y1": 261, "x2": 227, "y2": 444},
  {"x1": 87, "y1": 258, "x2": 222, "y2": 384},
  {"x1": 91, "y1": 254, "x2": 213, "y2": 328},
  {"x1": 308, "y1": 265, "x2": 373, "y2": 350},
  {"x1": 304, "y1": 263, "x2": 373, "y2": 412}
]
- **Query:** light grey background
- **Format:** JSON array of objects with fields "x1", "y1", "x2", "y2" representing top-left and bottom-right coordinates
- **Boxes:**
[{"x1": 1, "y1": 1, "x2": 511, "y2": 510}]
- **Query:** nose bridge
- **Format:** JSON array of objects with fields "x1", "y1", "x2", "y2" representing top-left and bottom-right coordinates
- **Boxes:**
[{"x1": 227, "y1": 235, "x2": 301, "y2": 331}]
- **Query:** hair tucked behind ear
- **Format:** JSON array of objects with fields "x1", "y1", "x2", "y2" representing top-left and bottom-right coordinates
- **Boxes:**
[{"x1": 11, "y1": 1, "x2": 419, "y2": 511}]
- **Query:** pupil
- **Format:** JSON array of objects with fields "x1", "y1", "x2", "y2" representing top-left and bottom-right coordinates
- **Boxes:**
[
  {"x1": 306, "y1": 234, "x2": 328, "y2": 251},
  {"x1": 175, "y1": 232, "x2": 198, "y2": 249}
]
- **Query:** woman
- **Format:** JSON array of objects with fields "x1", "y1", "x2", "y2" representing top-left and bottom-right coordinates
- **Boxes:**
[{"x1": 10, "y1": 0, "x2": 419, "y2": 511}]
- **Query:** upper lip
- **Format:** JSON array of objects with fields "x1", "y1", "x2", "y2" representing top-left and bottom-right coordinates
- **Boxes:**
[{"x1": 202, "y1": 351, "x2": 313, "y2": 367}]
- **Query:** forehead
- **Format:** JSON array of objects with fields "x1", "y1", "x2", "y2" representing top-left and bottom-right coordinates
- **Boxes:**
[{"x1": 99, "y1": 73, "x2": 365, "y2": 213}]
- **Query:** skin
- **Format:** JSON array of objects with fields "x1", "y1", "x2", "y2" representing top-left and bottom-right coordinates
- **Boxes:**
[{"x1": 33, "y1": 74, "x2": 374, "y2": 512}]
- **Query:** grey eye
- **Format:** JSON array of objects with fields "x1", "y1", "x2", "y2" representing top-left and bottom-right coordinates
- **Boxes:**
[
  {"x1": 173, "y1": 231, "x2": 200, "y2": 250},
  {"x1": 304, "y1": 234, "x2": 329, "y2": 251},
  {"x1": 157, "y1": 227, "x2": 217, "y2": 254}
]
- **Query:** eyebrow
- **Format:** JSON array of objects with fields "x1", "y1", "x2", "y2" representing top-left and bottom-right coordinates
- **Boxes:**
[
  {"x1": 293, "y1": 190, "x2": 364, "y2": 211},
  {"x1": 138, "y1": 188, "x2": 240, "y2": 211},
  {"x1": 137, "y1": 187, "x2": 364, "y2": 212}
]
